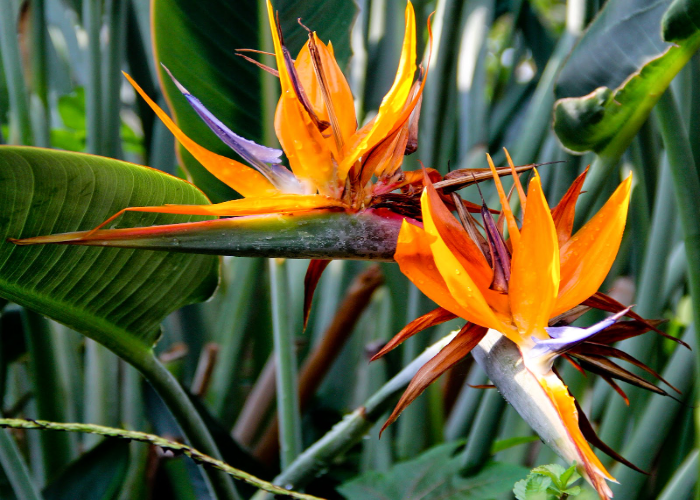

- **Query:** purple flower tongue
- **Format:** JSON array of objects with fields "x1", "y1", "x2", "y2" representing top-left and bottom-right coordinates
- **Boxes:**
[
  {"x1": 528, "y1": 307, "x2": 631, "y2": 359},
  {"x1": 162, "y1": 65, "x2": 304, "y2": 193}
]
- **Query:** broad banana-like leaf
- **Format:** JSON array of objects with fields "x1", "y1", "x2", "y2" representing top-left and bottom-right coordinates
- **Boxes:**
[
  {"x1": 151, "y1": 0, "x2": 357, "y2": 202},
  {"x1": 0, "y1": 146, "x2": 218, "y2": 350},
  {"x1": 553, "y1": 0, "x2": 700, "y2": 155}
]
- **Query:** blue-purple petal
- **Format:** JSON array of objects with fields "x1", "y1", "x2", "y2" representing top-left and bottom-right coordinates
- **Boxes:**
[
  {"x1": 162, "y1": 65, "x2": 283, "y2": 166},
  {"x1": 529, "y1": 307, "x2": 631, "y2": 359}
]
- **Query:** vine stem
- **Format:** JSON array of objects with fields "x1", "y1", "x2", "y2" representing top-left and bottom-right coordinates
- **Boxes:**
[{"x1": 0, "y1": 418, "x2": 320, "y2": 500}]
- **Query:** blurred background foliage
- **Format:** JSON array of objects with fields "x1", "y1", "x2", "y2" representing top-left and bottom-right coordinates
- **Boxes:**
[{"x1": 0, "y1": 0, "x2": 699, "y2": 498}]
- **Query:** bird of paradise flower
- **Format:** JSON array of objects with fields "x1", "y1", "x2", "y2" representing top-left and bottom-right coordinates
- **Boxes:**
[
  {"x1": 375, "y1": 153, "x2": 683, "y2": 499},
  {"x1": 13, "y1": 1, "x2": 532, "y2": 322},
  {"x1": 111, "y1": 0, "x2": 427, "y2": 220}
]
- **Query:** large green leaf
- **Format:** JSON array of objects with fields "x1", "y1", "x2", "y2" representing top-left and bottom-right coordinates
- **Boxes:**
[
  {"x1": 337, "y1": 442, "x2": 529, "y2": 500},
  {"x1": 43, "y1": 440, "x2": 130, "y2": 500},
  {"x1": 0, "y1": 146, "x2": 218, "y2": 350},
  {"x1": 553, "y1": 0, "x2": 700, "y2": 155},
  {"x1": 151, "y1": 0, "x2": 357, "y2": 203}
]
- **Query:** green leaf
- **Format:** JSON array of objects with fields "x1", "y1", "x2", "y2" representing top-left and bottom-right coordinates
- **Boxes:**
[
  {"x1": 43, "y1": 439, "x2": 130, "y2": 500},
  {"x1": 57, "y1": 88, "x2": 86, "y2": 131},
  {"x1": 553, "y1": 0, "x2": 700, "y2": 155},
  {"x1": 338, "y1": 441, "x2": 529, "y2": 500},
  {"x1": 513, "y1": 475, "x2": 550, "y2": 500},
  {"x1": 514, "y1": 464, "x2": 584, "y2": 499},
  {"x1": 490, "y1": 435, "x2": 540, "y2": 454},
  {"x1": 558, "y1": 464, "x2": 580, "y2": 489},
  {"x1": 663, "y1": 0, "x2": 700, "y2": 42},
  {"x1": 0, "y1": 146, "x2": 218, "y2": 350},
  {"x1": 151, "y1": 0, "x2": 357, "y2": 203}
]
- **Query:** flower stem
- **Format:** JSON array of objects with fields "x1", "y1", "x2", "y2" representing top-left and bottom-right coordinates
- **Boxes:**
[
  {"x1": 0, "y1": 428, "x2": 42, "y2": 500},
  {"x1": 251, "y1": 332, "x2": 458, "y2": 500},
  {"x1": 133, "y1": 349, "x2": 241, "y2": 500},
  {"x1": 459, "y1": 387, "x2": 506, "y2": 475},
  {"x1": 83, "y1": 0, "x2": 103, "y2": 155},
  {"x1": 653, "y1": 87, "x2": 700, "y2": 500},
  {"x1": 269, "y1": 258, "x2": 303, "y2": 469},
  {"x1": 0, "y1": 0, "x2": 34, "y2": 145}
]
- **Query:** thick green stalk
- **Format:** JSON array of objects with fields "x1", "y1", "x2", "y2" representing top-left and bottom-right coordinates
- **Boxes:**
[
  {"x1": 134, "y1": 350, "x2": 241, "y2": 500},
  {"x1": 83, "y1": 339, "x2": 120, "y2": 448},
  {"x1": 103, "y1": 0, "x2": 128, "y2": 158},
  {"x1": 0, "y1": 429, "x2": 42, "y2": 500},
  {"x1": 358, "y1": 291, "x2": 393, "y2": 474},
  {"x1": 83, "y1": 0, "x2": 103, "y2": 155},
  {"x1": 443, "y1": 367, "x2": 488, "y2": 441},
  {"x1": 598, "y1": 158, "x2": 677, "y2": 449},
  {"x1": 610, "y1": 326, "x2": 696, "y2": 497},
  {"x1": 456, "y1": 0, "x2": 493, "y2": 159},
  {"x1": 396, "y1": 286, "x2": 429, "y2": 460},
  {"x1": 420, "y1": 0, "x2": 464, "y2": 171},
  {"x1": 21, "y1": 310, "x2": 75, "y2": 477},
  {"x1": 117, "y1": 362, "x2": 149, "y2": 500},
  {"x1": 662, "y1": 243, "x2": 687, "y2": 301},
  {"x1": 657, "y1": 450, "x2": 698, "y2": 500},
  {"x1": 28, "y1": 0, "x2": 49, "y2": 147},
  {"x1": 0, "y1": 0, "x2": 34, "y2": 145},
  {"x1": 269, "y1": 258, "x2": 302, "y2": 468},
  {"x1": 206, "y1": 257, "x2": 262, "y2": 424},
  {"x1": 511, "y1": 32, "x2": 577, "y2": 167},
  {"x1": 459, "y1": 388, "x2": 506, "y2": 475},
  {"x1": 251, "y1": 332, "x2": 458, "y2": 499},
  {"x1": 654, "y1": 88, "x2": 700, "y2": 500}
]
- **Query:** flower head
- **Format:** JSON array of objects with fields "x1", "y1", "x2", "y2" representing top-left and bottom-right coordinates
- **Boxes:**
[
  {"x1": 117, "y1": 0, "x2": 429, "y2": 221},
  {"x1": 378, "y1": 153, "x2": 681, "y2": 499}
]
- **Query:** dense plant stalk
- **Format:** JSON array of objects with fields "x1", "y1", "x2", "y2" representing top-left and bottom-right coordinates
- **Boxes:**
[
  {"x1": 129, "y1": 349, "x2": 241, "y2": 500},
  {"x1": 654, "y1": 88, "x2": 700, "y2": 500},
  {"x1": 251, "y1": 332, "x2": 458, "y2": 499},
  {"x1": 599, "y1": 159, "x2": 677, "y2": 449},
  {"x1": 0, "y1": 0, "x2": 33, "y2": 145},
  {"x1": 0, "y1": 429, "x2": 42, "y2": 500},
  {"x1": 21, "y1": 310, "x2": 76, "y2": 477},
  {"x1": 269, "y1": 258, "x2": 303, "y2": 468}
]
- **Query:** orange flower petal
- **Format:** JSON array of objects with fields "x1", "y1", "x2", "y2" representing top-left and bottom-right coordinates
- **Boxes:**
[
  {"x1": 372, "y1": 307, "x2": 458, "y2": 361},
  {"x1": 552, "y1": 175, "x2": 632, "y2": 317},
  {"x1": 421, "y1": 189, "x2": 509, "y2": 334},
  {"x1": 486, "y1": 154, "x2": 521, "y2": 247},
  {"x1": 267, "y1": 1, "x2": 335, "y2": 194},
  {"x1": 551, "y1": 167, "x2": 589, "y2": 247},
  {"x1": 124, "y1": 72, "x2": 278, "y2": 198},
  {"x1": 422, "y1": 178, "x2": 512, "y2": 318},
  {"x1": 381, "y1": 322, "x2": 487, "y2": 434},
  {"x1": 88, "y1": 195, "x2": 345, "y2": 221},
  {"x1": 537, "y1": 373, "x2": 614, "y2": 499},
  {"x1": 301, "y1": 36, "x2": 357, "y2": 148},
  {"x1": 395, "y1": 220, "x2": 471, "y2": 319},
  {"x1": 339, "y1": 1, "x2": 417, "y2": 177},
  {"x1": 509, "y1": 171, "x2": 559, "y2": 341}
]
